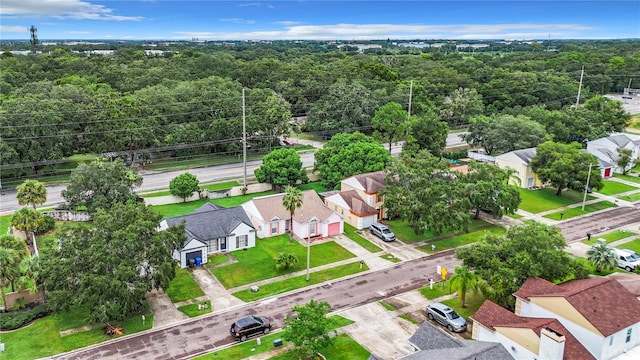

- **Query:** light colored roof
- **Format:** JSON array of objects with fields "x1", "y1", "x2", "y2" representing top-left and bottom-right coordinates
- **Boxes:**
[
  {"x1": 248, "y1": 190, "x2": 336, "y2": 222},
  {"x1": 337, "y1": 190, "x2": 377, "y2": 216},
  {"x1": 343, "y1": 171, "x2": 388, "y2": 193}
]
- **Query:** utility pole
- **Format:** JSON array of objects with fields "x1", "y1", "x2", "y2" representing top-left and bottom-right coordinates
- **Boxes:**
[
  {"x1": 306, "y1": 222, "x2": 311, "y2": 282},
  {"x1": 575, "y1": 66, "x2": 584, "y2": 107},
  {"x1": 242, "y1": 88, "x2": 247, "y2": 189},
  {"x1": 407, "y1": 80, "x2": 413, "y2": 120},
  {"x1": 581, "y1": 163, "x2": 593, "y2": 211},
  {"x1": 625, "y1": 78, "x2": 633, "y2": 95},
  {"x1": 29, "y1": 25, "x2": 39, "y2": 54}
]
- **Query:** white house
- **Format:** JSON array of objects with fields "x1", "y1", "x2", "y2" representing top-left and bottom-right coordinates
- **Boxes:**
[
  {"x1": 324, "y1": 171, "x2": 387, "y2": 229},
  {"x1": 241, "y1": 190, "x2": 343, "y2": 239},
  {"x1": 159, "y1": 203, "x2": 256, "y2": 268},
  {"x1": 587, "y1": 133, "x2": 640, "y2": 175}
]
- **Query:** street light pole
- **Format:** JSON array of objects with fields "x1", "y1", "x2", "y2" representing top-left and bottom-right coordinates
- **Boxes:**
[
  {"x1": 306, "y1": 220, "x2": 311, "y2": 282},
  {"x1": 581, "y1": 163, "x2": 593, "y2": 211}
]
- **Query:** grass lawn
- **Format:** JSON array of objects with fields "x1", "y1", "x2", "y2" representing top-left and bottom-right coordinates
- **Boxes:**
[
  {"x1": 508, "y1": 212, "x2": 523, "y2": 219},
  {"x1": 271, "y1": 334, "x2": 370, "y2": 360},
  {"x1": 417, "y1": 226, "x2": 506, "y2": 254},
  {"x1": 232, "y1": 261, "x2": 368, "y2": 301},
  {"x1": 193, "y1": 315, "x2": 354, "y2": 360},
  {"x1": 205, "y1": 253, "x2": 230, "y2": 267},
  {"x1": 297, "y1": 181, "x2": 330, "y2": 193},
  {"x1": 211, "y1": 190, "x2": 275, "y2": 207},
  {"x1": 177, "y1": 300, "x2": 212, "y2": 317},
  {"x1": 344, "y1": 224, "x2": 383, "y2": 253},
  {"x1": 210, "y1": 235, "x2": 355, "y2": 289},
  {"x1": 617, "y1": 238, "x2": 640, "y2": 254},
  {"x1": 380, "y1": 253, "x2": 402, "y2": 263},
  {"x1": 573, "y1": 257, "x2": 626, "y2": 276},
  {"x1": 518, "y1": 188, "x2": 594, "y2": 213},
  {"x1": 441, "y1": 293, "x2": 485, "y2": 321},
  {"x1": 582, "y1": 229, "x2": 637, "y2": 246},
  {"x1": 420, "y1": 279, "x2": 454, "y2": 299},
  {"x1": 614, "y1": 173, "x2": 640, "y2": 185},
  {"x1": 166, "y1": 268, "x2": 205, "y2": 303},
  {"x1": 0, "y1": 311, "x2": 152, "y2": 360},
  {"x1": 543, "y1": 201, "x2": 617, "y2": 220},
  {"x1": 0, "y1": 214, "x2": 12, "y2": 233},
  {"x1": 151, "y1": 199, "x2": 210, "y2": 218},
  {"x1": 385, "y1": 218, "x2": 490, "y2": 245},
  {"x1": 598, "y1": 180, "x2": 638, "y2": 195},
  {"x1": 618, "y1": 192, "x2": 640, "y2": 202}
]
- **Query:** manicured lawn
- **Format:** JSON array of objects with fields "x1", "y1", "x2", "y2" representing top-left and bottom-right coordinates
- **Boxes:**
[
  {"x1": 0, "y1": 214, "x2": 12, "y2": 233},
  {"x1": 618, "y1": 192, "x2": 640, "y2": 202},
  {"x1": 582, "y1": 229, "x2": 637, "y2": 246},
  {"x1": 543, "y1": 201, "x2": 617, "y2": 220},
  {"x1": 617, "y1": 238, "x2": 640, "y2": 254},
  {"x1": 297, "y1": 181, "x2": 330, "y2": 193},
  {"x1": 232, "y1": 261, "x2": 368, "y2": 301},
  {"x1": 442, "y1": 293, "x2": 485, "y2": 320},
  {"x1": 210, "y1": 235, "x2": 355, "y2": 289},
  {"x1": 205, "y1": 180, "x2": 241, "y2": 191},
  {"x1": 614, "y1": 173, "x2": 640, "y2": 185},
  {"x1": 518, "y1": 188, "x2": 594, "y2": 213},
  {"x1": 344, "y1": 224, "x2": 383, "y2": 253},
  {"x1": 420, "y1": 279, "x2": 454, "y2": 299},
  {"x1": 177, "y1": 300, "x2": 212, "y2": 317},
  {"x1": 380, "y1": 253, "x2": 402, "y2": 263},
  {"x1": 151, "y1": 199, "x2": 210, "y2": 218},
  {"x1": 508, "y1": 212, "x2": 523, "y2": 219},
  {"x1": 417, "y1": 226, "x2": 506, "y2": 254},
  {"x1": 573, "y1": 257, "x2": 626, "y2": 276},
  {"x1": 0, "y1": 311, "x2": 152, "y2": 360},
  {"x1": 166, "y1": 268, "x2": 205, "y2": 303},
  {"x1": 211, "y1": 190, "x2": 275, "y2": 207},
  {"x1": 271, "y1": 334, "x2": 370, "y2": 360},
  {"x1": 385, "y1": 218, "x2": 490, "y2": 244},
  {"x1": 598, "y1": 180, "x2": 638, "y2": 195},
  {"x1": 205, "y1": 253, "x2": 230, "y2": 267}
]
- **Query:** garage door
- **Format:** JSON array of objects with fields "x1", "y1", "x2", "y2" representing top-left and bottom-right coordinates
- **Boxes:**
[
  {"x1": 328, "y1": 222, "x2": 340, "y2": 236},
  {"x1": 186, "y1": 250, "x2": 202, "y2": 264}
]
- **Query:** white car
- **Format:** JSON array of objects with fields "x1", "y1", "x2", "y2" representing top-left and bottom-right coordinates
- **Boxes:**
[{"x1": 614, "y1": 248, "x2": 640, "y2": 272}]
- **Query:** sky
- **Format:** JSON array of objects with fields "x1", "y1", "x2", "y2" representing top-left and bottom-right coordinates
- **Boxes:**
[{"x1": 1, "y1": 0, "x2": 639, "y2": 41}]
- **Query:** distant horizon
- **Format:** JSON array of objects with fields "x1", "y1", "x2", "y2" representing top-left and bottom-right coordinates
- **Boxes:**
[{"x1": 1, "y1": 1, "x2": 638, "y2": 41}]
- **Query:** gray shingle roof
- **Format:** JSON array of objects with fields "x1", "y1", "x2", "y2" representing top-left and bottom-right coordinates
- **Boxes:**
[{"x1": 165, "y1": 203, "x2": 254, "y2": 243}]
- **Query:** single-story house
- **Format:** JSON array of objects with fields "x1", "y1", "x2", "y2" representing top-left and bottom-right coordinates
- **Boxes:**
[
  {"x1": 494, "y1": 148, "x2": 544, "y2": 188},
  {"x1": 472, "y1": 277, "x2": 640, "y2": 360},
  {"x1": 402, "y1": 320, "x2": 513, "y2": 360},
  {"x1": 159, "y1": 203, "x2": 256, "y2": 268},
  {"x1": 324, "y1": 171, "x2": 388, "y2": 229},
  {"x1": 241, "y1": 190, "x2": 343, "y2": 239},
  {"x1": 587, "y1": 133, "x2": 640, "y2": 175}
]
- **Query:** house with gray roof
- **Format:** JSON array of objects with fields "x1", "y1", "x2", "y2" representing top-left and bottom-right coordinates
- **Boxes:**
[
  {"x1": 401, "y1": 321, "x2": 513, "y2": 360},
  {"x1": 587, "y1": 132, "x2": 640, "y2": 176},
  {"x1": 159, "y1": 203, "x2": 256, "y2": 268},
  {"x1": 494, "y1": 147, "x2": 543, "y2": 188}
]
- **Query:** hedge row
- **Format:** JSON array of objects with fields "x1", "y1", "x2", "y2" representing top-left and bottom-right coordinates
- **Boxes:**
[{"x1": 0, "y1": 304, "x2": 51, "y2": 330}]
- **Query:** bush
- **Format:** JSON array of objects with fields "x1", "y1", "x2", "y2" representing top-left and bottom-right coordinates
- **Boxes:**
[
  {"x1": 443, "y1": 149, "x2": 468, "y2": 160},
  {"x1": 34, "y1": 215, "x2": 55, "y2": 235},
  {"x1": 0, "y1": 304, "x2": 51, "y2": 330}
]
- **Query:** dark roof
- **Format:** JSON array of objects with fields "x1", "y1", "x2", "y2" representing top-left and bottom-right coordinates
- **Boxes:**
[
  {"x1": 353, "y1": 171, "x2": 387, "y2": 193},
  {"x1": 472, "y1": 300, "x2": 594, "y2": 360},
  {"x1": 165, "y1": 203, "x2": 254, "y2": 244},
  {"x1": 514, "y1": 277, "x2": 640, "y2": 337},
  {"x1": 339, "y1": 190, "x2": 378, "y2": 216},
  {"x1": 404, "y1": 321, "x2": 513, "y2": 360},
  {"x1": 511, "y1": 148, "x2": 537, "y2": 164}
]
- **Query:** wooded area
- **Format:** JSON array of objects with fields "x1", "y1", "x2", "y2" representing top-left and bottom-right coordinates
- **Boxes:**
[{"x1": 1, "y1": 39, "x2": 638, "y2": 182}]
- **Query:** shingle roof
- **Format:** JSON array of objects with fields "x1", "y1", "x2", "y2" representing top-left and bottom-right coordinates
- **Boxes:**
[
  {"x1": 514, "y1": 277, "x2": 640, "y2": 337},
  {"x1": 351, "y1": 171, "x2": 387, "y2": 193},
  {"x1": 248, "y1": 190, "x2": 336, "y2": 222},
  {"x1": 338, "y1": 190, "x2": 378, "y2": 216},
  {"x1": 512, "y1": 148, "x2": 537, "y2": 164},
  {"x1": 404, "y1": 321, "x2": 513, "y2": 360},
  {"x1": 472, "y1": 300, "x2": 594, "y2": 360},
  {"x1": 165, "y1": 203, "x2": 253, "y2": 244}
]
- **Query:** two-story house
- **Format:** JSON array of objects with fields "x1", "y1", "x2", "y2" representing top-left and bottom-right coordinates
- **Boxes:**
[{"x1": 324, "y1": 171, "x2": 388, "y2": 229}]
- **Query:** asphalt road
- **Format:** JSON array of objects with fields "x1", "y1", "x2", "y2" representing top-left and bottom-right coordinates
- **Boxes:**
[
  {"x1": 49, "y1": 250, "x2": 461, "y2": 360},
  {"x1": 555, "y1": 205, "x2": 640, "y2": 242}
]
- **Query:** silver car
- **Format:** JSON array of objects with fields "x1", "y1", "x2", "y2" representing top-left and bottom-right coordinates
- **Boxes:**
[
  {"x1": 369, "y1": 222, "x2": 396, "y2": 242},
  {"x1": 426, "y1": 302, "x2": 467, "y2": 333}
]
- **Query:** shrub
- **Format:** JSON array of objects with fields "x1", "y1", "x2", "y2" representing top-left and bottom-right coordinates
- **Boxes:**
[
  {"x1": 0, "y1": 304, "x2": 51, "y2": 330},
  {"x1": 34, "y1": 215, "x2": 55, "y2": 235}
]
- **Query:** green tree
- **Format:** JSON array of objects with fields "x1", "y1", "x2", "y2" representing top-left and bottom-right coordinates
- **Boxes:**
[
  {"x1": 402, "y1": 112, "x2": 449, "y2": 158},
  {"x1": 463, "y1": 114, "x2": 548, "y2": 155},
  {"x1": 16, "y1": 179, "x2": 47, "y2": 210},
  {"x1": 169, "y1": 172, "x2": 200, "y2": 202},
  {"x1": 456, "y1": 221, "x2": 586, "y2": 310},
  {"x1": 586, "y1": 243, "x2": 617, "y2": 273},
  {"x1": 275, "y1": 252, "x2": 299, "y2": 270},
  {"x1": 282, "y1": 186, "x2": 303, "y2": 244},
  {"x1": 439, "y1": 87, "x2": 485, "y2": 127},
  {"x1": 371, "y1": 102, "x2": 409, "y2": 153},
  {"x1": 20, "y1": 255, "x2": 46, "y2": 303},
  {"x1": 0, "y1": 247, "x2": 20, "y2": 306},
  {"x1": 283, "y1": 299, "x2": 335, "y2": 359},
  {"x1": 448, "y1": 265, "x2": 480, "y2": 307},
  {"x1": 62, "y1": 158, "x2": 143, "y2": 213},
  {"x1": 41, "y1": 202, "x2": 185, "y2": 323},
  {"x1": 255, "y1": 148, "x2": 308, "y2": 188},
  {"x1": 530, "y1": 141, "x2": 603, "y2": 196},
  {"x1": 11, "y1": 207, "x2": 43, "y2": 255},
  {"x1": 314, "y1": 132, "x2": 391, "y2": 189},
  {"x1": 616, "y1": 148, "x2": 634, "y2": 175},
  {"x1": 460, "y1": 162, "x2": 521, "y2": 219},
  {"x1": 0, "y1": 234, "x2": 28, "y2": 292}
]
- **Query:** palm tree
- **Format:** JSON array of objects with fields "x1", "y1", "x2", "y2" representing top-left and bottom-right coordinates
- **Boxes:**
[
  {"x1": 282, "y1": 186, "x2": 303, "y2": 244},
  {"x1": 0, "y1": 247, "x2": 20, "y2": 306},
  {"x1": 275, "y1": 252, "x2": 299, "y2": 270},
  {"x1": 448, "y1": 265, "x2": 479, "y2": 307},
  {"x1": 20, "y1": 255, "x2": 46, "y2": 304},
  {"x1": 16, "y1": 179, "x2": 47, "y2": 210},
  {"x1": 11, "y1": 207, "x2": 43, "y2": 256},
  {"x1": 0, "y1": 235, "x2": 28, "y2": 292},
  {"x1": 586, "y1": 243, "x2": 617, "y2": 272}
]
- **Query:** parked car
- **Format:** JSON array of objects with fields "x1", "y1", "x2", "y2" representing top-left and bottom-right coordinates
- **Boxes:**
[
  {"x1": 230, "y1": 316, "x2": 271, "y2": 341},
  {"x1": 426, "y1": 302, "x2": 467, "y2": 333},
  {"x1": 614, "y1": 248, "x2": 640, "y2": 272},
  {"x1": 369, "y1": 222, "x2": 396, "y2": 242}
]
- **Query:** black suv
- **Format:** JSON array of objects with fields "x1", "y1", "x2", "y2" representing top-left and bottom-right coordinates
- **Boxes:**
[{"x1": 230, "y1": 316, "x2": 271, "y2": 341}]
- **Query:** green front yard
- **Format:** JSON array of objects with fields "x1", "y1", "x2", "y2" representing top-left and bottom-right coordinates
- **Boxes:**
[
  {"x1": 210, "y1": 235, "x2": 355, "y2": 289},
  {"x1": 150, "y1": 190, "x2": 275, "y2": 218},
  {"x1": 598, "y1": 180, "x2": 638, "y2": 195},
  {"x1": 344, "y1": 224, "x2": 383, "y2": 252},
  {"x1": 582, "y1": 229, "x2": 637, "y2": 246},
  {"x1": 518, "y1": 188, "x2": 594, "y2": 213},
  {"x1": 543, "y1": 201, "x2": 617, "y2": 220},
  {"x1": 166, "y1": 268, "x2": 205, "y2": 303},
  {"x1": 385, "y1": 218, "x2": 490, "y2": 244},
  {"x1": 614, "y1": 173, "x2": 640, "y2": 185},
  {"x1": 417, "y1": 226, "x2": 507, "y2": 254},
  {"x1": 177, "y1": 300, "x2": 212, "y2": 317}
]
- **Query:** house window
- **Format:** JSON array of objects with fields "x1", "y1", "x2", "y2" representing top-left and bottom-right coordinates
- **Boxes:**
[
  {"x1": 207, "y1": 239, "x2": 218, "y2": 253},
  {"x1": 236, "y1": 235, "x2": 248, "y2": 248},
  {"x1": 271, "y1": 222, "x2": 278, "y2": 235},
  {"x1": 610, "y1": 336, "x2": 614, "y2": 346},
  {"x1": 627, "y1": 328, "x2": 632, "y2": 343},
  {"x1": 309, "y1": 222, "x2": 317, "y2": 236},
  {"x1": 285, "y1": 220, "x2": 290, "y2": 232}
]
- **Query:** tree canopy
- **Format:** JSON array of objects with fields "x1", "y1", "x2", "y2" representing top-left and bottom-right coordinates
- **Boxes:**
[
  {"x1": 16, "y1": 179, "x2": 47, "y2": 210},
  {"x1": 460, "y1": 162, "x2": 521, "y2": 219},
  {"x1": 455, "y1": 221, "x2": 588, "y2": 309},
  {"x1": 255, "y1": 147, "x2": 308, "y2": 188},
  {"x1": 371, "y1": 101, "x2": 409, "y2": 153},
  {"x1": 402, "y1": 112, "x2": 449, "y2": 157},
  {"x1": 283, "y1": 299, "x2": 335, "y2": 359},
  {"x1": 169, "y1": 172, "x2": 200, "y2": 202},
  {"x1": 41, "y1": 202, "x2": 186, "y2": 323}
]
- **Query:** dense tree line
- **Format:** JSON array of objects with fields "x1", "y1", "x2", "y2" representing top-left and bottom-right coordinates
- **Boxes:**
[{"x1": 1, "y1": 40, "x2": 638, "y2": 172}]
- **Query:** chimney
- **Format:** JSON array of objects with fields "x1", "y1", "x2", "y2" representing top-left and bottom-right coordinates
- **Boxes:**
[{"x1": 539, "y1": 327, "x2": 566, "y2": 360}]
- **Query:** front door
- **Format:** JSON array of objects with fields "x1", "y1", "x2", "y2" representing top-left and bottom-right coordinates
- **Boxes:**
[{"x1": 220, "y1": 238, "x2": 227, "y2": 252}]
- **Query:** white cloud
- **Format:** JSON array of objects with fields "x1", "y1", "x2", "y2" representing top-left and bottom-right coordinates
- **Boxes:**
[
  {"x1": 274, "y1": 21, "x2": 302, "y2": 26},
  {"x1": 218, "y1": 18, "x2": 256, "y2": 24},
  {"x1": 0, "y1": 25, "x2": 28, "y2": 33},
  {"x1": 1, "y1": 0, "x2": 143, "y2": 21}
]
